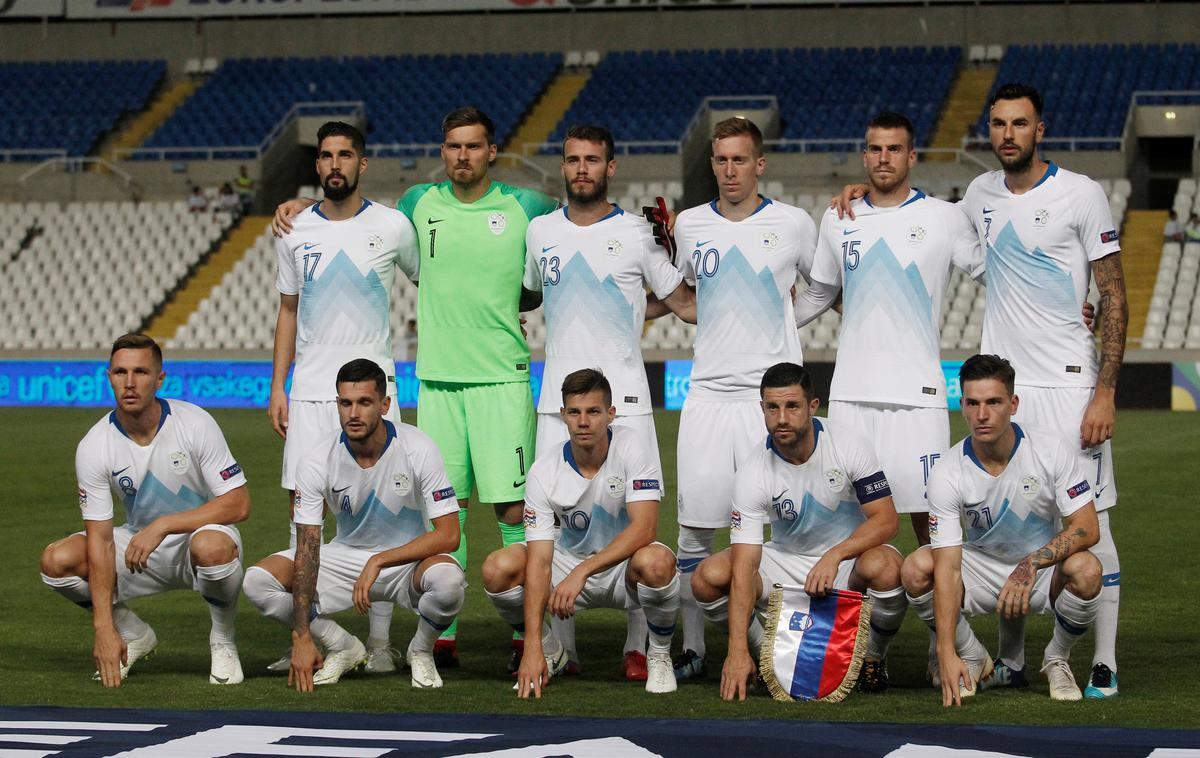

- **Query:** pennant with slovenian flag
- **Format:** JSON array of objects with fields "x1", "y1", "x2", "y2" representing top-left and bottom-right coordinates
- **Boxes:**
[{"x1": 759, "y1": 584, "x2": 873, "y2": 702}]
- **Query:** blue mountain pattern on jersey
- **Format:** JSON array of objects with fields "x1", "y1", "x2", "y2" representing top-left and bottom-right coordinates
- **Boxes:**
[
  {"x1": 968, "y1": 496, "x2": 1057, "y2": 563},
  {"x1": 558, "y1": 503, "x2": 630, "y2": 558},
  {"x1": 769, "y1": 493, "x2": 865, "y2": 555},
  {"x1": 300, "y1": 250, "x2": 389, "y2": 343},
  {"x1": 335, "y1": 488, "x2": 428, "y2": 552},
  {"x1": 696, "y1": 246, "x2": 783, "y2": 348},
  {"x1": 986, "y1": 221, "x2": 1077, "y2": 322},
  {"x1": 546, "y1": 254, "x2": 636, "y2": 358},
  {"x1": 843, "y1": 238, "x2": 937, "y2": 352},
  {"x1": 125, "y1": 473, "x2": 206, "y2": 530}
]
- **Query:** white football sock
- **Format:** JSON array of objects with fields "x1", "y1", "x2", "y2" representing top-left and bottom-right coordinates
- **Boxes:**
[
  {"x1": 1044, "y1": 588, "x2": 1100, "y2": 663},
  {"x1": 367, "y1": 602, "x2": 394, "y2": 650},
  {"x1": 42, "y1": 573, "x2": 92, "y2": 608},
  {"x1": 623, "y1": 608, "x2": 649, "y2": 654},
  {"x1": 996, "y1": 613, "x2": 1027, "y2": 671},
  {"x1": 636, "y1": 576, "x2": 680, "y2": 656},
  {"x1": 411, "y1": 563, "x2": 465, "y2": 653},
  {"x1": 677, "y1": 525, "x2": 715, "y2": 658},
  {"x1": 242, "y1": 566, "x2": 293, "y2": 626},
  {"x1": 195, "y1": 558, "x2": 242, "y2": 646},
  {"x1": 865, "y1": 586, "x2": 907, "y2": 659}
]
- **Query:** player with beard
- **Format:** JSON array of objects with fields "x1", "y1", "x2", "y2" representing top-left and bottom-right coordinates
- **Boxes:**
[
  {"x1": 834, "y1": 84, "x2": 1126, "y2": 698},
  {"x1": 267, "y1": 121, "x2": 419, "y2": 675},
  {"x1": 522, "y1": 125, "x2": 695, "y2": 678}
]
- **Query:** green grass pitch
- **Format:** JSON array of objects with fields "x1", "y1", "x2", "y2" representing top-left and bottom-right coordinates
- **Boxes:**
[{"x1": 2, "y1": 407, "x2": 1197, "y2": 728}]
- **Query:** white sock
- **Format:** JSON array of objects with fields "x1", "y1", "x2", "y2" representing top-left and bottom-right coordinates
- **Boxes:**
[
  {"x1": 996, "y1": 612, "x2": 1027, "y2": 671},
  {"x1": 367, "y1": 602, "x2": 394, "y2": 650},
  {"x1": 1044, "y1": 588, "x2": 1100, "y2": 663},
  {"x1": 697, "y1": 595, "x2": 729, "y2": 626},
  {"x1": 195, "y1": 558, "x2": 242, "y2": 646},
  {"x1": 243, "y1": 566, "x2": 294, "y2": 626},
  {"x1": 1093, "y1": 582, "x2": 1119, "y2": 672},
  {"x1": 677, "y1": 526, "x2": 714, "y2": 658},
  {"x1": 636, "y1": 576, "x2": 680, "y2": 656},
  {"x1": 485, "y1": 585, "x2": 527, "y2": 633},
  {"x1": 550, "y1": 614, "x2": 577, "y2": 660},
  {"x1": 42, "y1": 572, "x2": 93, "y2": 609},
  {"x1": 412, "y1": 563, "x2": 465, "y2": 654},
  {"x1": 112, "y1": 604, "x2": 151, "y2": 641},
  {"x1": 865, "y1": 586, "x2": 907, "y2": 659},
  {"x1": 310, "y1": 617, "x2": 354, "y2": 653},
  {"x1": 623, "y1": 608, "x2": 649, "y2": 654},
  {"x1": 747, "y1": 616, "x2": 765, "y2": 652},
  {"x1": 909, "y1": 590, "x2": 984, "y2": 660}
]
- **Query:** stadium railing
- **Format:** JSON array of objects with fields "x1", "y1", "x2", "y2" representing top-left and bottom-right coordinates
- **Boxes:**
[{"x1": 0, "y1": 148, "x2": 67, "y2": 164}]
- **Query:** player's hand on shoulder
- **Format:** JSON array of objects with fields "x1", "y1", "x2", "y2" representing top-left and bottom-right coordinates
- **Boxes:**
[
  {"x1": 272, "y1": 198, "x2": 314, "y2": 237},
  {"x1": 93, "y1": 625, "x2": 127, "y2": 688},
  {"x1": 720, "y1": 648, "x2": 757, "y2": 701},
  {"x1": 267, "y1": 389, "x2": 289, "y2": 439},
  {"x1": 830, "y1": 184, "x2": 870, "y2": 220},
  {"x1": 289, "y1": 631, "x2": 323, "y2": 693}
]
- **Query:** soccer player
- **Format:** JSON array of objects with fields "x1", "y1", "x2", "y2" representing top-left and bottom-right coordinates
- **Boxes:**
[
  {"x1": 670, "y1": 116, "x2": 818, "y2": 680},
  {"x1": 481, "y1": 369, "x2": 680, "y2": 697},
  {"x1": 523, "y1": 124, "x2": 695, "y2": 677},
  {"x1": 39, "y1": 333, "x2": 250, "y2": 688},
  {"x1": 243, "y1": 359, "x2": 465, "y2": 691},
  {"x1": 691, "y1": 362, "x2": 906, "y2": 701},
  {"x1": 902, "y1": 354, "x2": 1103, "y2": 704},
  {"x1": 834, "y1": 84, "x2": 1127, "y2": 698},
  {"x1": 268, "y1": 121, "x2": 419, "y2": 675}
]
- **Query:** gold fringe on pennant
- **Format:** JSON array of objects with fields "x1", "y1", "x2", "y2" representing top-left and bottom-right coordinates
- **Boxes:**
[
  {"x1": 758, "y1": 583, "x2": 793, "y2": 702},
  {"x1": 817, "y1": 593, "x2": 874, "y2": 703}
]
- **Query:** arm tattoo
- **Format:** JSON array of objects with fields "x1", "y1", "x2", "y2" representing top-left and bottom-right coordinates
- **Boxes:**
[
  {"x1": 1009, "y1": 558, "x2": 1035, "y2": 587},
  {"x1": 292, "y1": 525, "x2": 321, "y2": 635},
  {"x1": 1031, "y1": 527, "x2": 1090, "y2": 570},
  {"x1": 1092, "y1": 253, "x2": 1127, "y2": 390}
]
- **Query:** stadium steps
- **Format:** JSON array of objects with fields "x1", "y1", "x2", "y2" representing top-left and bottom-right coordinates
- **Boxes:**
[
  {"x1": 105, "y1": 78, "x2": 198, "y2": 159},
  {"x1": 1120, "y1": 209, "x2": 1167, "y2": 343},
  {"x1": 502, "y1": 70, "x2": 592, "y2": 159},
  {"x1": 927, "y1": 64, "x2": 997, "y2": 161},
  {"x1": 145, "y1": 215, "x2": 270, "y2": 343}
]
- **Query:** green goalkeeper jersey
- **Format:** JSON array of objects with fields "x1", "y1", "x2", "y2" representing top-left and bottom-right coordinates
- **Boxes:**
[{"x1": 397, "y1": 179, "x2": 558, "y2": 384}]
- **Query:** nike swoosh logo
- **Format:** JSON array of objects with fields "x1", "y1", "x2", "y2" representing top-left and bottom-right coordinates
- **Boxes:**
[
  {"x1": 212, "y1": 676, "x2": 229, "y2": 684},
  {"x1": 111, "y1": 467, "x2": 129, "y2": 477},
  {"x1": 771, "y1": 490, "x2": 788, "y2": 501},
  {"x1": 542, "y1": 245, "x2": 558, "y2": 253},
  {"x1": 332, "y1": 485, "x2": 351, "y2": 494},
  {"x1": 982, "y1": 208, "x2": 994, "y2": 214},
  {"x1": 842, "y1": 229, "x2": 859, "y2": 236},
  {"x1": 302, "y1": 243, "x2": 318, "y2": 250},
  {"x1": 428, "y1": 217, "x2": 444, "y2": 224},
  {"x1": 513, "y1": 478, "x2": 526, "y2": 488},
  {"x1": 695, "y1": 240, "x2": 713, "y2": 248}
]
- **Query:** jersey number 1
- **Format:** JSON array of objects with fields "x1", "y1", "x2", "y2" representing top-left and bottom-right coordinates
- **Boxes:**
[{"x1": 428, "y1": 228, "x2": 437, "y2": 258}]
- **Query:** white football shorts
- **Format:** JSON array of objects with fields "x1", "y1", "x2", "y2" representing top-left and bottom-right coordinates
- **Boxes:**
[
  {"x1": 1012, "y1": 384, "x2": 1116, "y2": 511},
  {"x1": 754, "y1": 542, "x2": 899, "y2": 607},
  {"x1": 827, "y1": 401, "x2": 950, "y2": 514},
  {"x1": 100, "y1": 523, "x2": 243, "y2": 603},
  {"x1": 959, "y1": 545, "x2": 1056, "y2": 616},
  {"x1": 677, "y1": 397, "x2": 765, "y2": 528},
  {"x1": 552, "y1": 541, "x2": 674, "y2": 612}
]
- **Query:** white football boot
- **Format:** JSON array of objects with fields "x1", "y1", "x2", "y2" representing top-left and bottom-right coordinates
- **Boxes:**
[
  {"x1": 313, "y1": 637, "x2": 367, "y2": 686},
  {"x1": 1042, "y1": 658, "x2": 1083, "y2": 701},
  {"x1": 209, "y1": 643, "x2": 244, "y2": 685},
  {"x1": 93, "y1": 626, "x2": 158, "y2": 682},
  {"x1": 646, "y1": 651, "x2": 678, "y2": 694}
]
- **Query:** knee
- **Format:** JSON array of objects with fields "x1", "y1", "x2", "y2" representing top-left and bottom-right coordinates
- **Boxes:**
[
  {"x1": 900, "y1": 547, "x2": 933, "y2": 595},
  {"x1": 691, "y1": 554, "x2": 729, "y2": 603},
  {"x1": 1064, "y1": 551, "x2": 1103, "y2": 599},
  {"x1": 189, "y1": 530, "x2": 238, "y2": 567},
  {"x1": 40, "y1": 536, "x2": 83, "y2": 578},
  {"x1": 858, "y1": 546, "x2": 902, "y2": 591},
  {"x1": 632, "y1": 545, "x2": 677, "y2": 587},
  {"x1": 481, "y1": 546, "x2": 523, "y2": 593}
]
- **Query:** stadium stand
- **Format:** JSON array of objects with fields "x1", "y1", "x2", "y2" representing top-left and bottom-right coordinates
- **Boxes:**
[
  {"x1": 0, "y1": 200, "x2": 236, "y2": 350},
  {"x1": 977, "y1": 43, "x2": 1200, "y2": 148},
  {"x1": 1144, "y1": 178, "x2": 1200, "y2": 350},
  {"x1": 0, "y1": 60, "x2": 165, "y2": 160},
  {"x1": 546, "y1": 47, "x2": 961, "y2": 153},
  {"x1": 141, "y1": 53, "x2": 561, "y2": 157}
]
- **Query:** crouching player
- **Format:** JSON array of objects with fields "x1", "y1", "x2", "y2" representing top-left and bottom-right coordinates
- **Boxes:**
[
  {"x1": 482, "y1": 369, "x2": 680, "y2": 697},
  {"x1": 902, "y1": 354, "x2": 1102, "y2": 705},
  {"x1": 244, "y1": 359, "x2": 464, "y2": 691},
  {"x1": 691, "y1": 362, "x2": 908, "y2": 701},
  {"x1": 40, "y1": 333, "x2": 251, "y2": 687}
]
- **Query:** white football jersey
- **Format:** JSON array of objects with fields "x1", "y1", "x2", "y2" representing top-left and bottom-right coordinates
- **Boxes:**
[
  {"x1": 76, "y1": 399, "x2": 247, "y2": 530},
  {"x1": 523, "y1": 206, "x2": 683, "y2": 416},
  {"x1": 293, "y1": 420, "x2": 458, "y2": 553},
  {"x1": 960, "y1": 163, "x2": 1120, "y2": 388},
  {"x1": 522, "y1": 426, "x2": 664, "y2": 559},
  {"x1": 811, "y1": 190, "x2": 981, "y2": 407},
  {"x1": 276, "y1": 199, "x2": 420, "y2": 400},
  {"x1": 729, "y1": 418, "x2": 891, "y2": 557},
  {"x1": 675, "y1": 198, "x2": 817, "y2": 401},
  {"x1": 927, "y1": 422, "x2": 1094, "y2": 564}
]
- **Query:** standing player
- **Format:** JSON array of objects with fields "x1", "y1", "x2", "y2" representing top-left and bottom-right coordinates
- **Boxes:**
[
  {"x1": 834, "y1": 85, "x2": 1126, "y2": 697},
  {"x1": 269, "y1": 121, "x2": 419, "y2": 675},
  {"x1": 902, "y1": 354, "x2": 1103, "y2": 704},
  {"x1": 524, "y1": 125, "x2": 695, "y2": 677},
  {"x1": 481, "y1": 369, "x2": 680, "y2": 696},
  {"x1": 671, "y1": 117, "x2": 818, "y2": 679},
  {"x1": 244, "y1": 359, "x2": 465, "y2": 691},
  {"x1": 691, "y1": 362, "x2": 907, "y2": 700},
  {"x1": 39, "y1": 334, "x2": 250, "y2": 687},
  {"x1": 792, "y1": 112, "x2": 981, "y2": 688}
]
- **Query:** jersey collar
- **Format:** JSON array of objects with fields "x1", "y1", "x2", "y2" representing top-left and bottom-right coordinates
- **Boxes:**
[
  {"x1": 963, "y1": 422, "x2": 1025, "y2": 473},
  {"x1": 339, "y1": 418, "x2": 397, "y2": 459},
  {"x1": 313, "y1": 198, "x2": 371, "y2": 220},
  {"x1": 765, "y1": 418, "x2": 822, "y2": 463},
  {"x1": 863, "y1": 188, "x2": 926, "y2": 209},
  {"x1": 709, "y1": 195, "x2": 772, "y2": 219},
  {"x1": 1002, "y1": 161, "x2": 1058, "y2": 194},
  {"x1": 563, "y1": 428, "x2": 613, "y2": 475},
  {"x1": 109, "y1": 397, "x2": 170, "y2": 440},
  {"x1": 561, "y1": 204, "x2": 624, "y2": 224}
]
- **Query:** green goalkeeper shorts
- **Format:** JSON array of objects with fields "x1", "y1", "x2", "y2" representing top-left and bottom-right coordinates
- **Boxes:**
[{"x1": 417, "y1": 380, "x2": 536, "y2": 504}]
